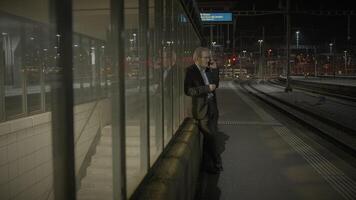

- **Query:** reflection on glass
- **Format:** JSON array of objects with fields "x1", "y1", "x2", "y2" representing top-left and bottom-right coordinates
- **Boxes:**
[
  {"x1": 2, "y1": 17, "x2": 24, "y2": 118},
  {"x1": 72, "y1": 0, "x2": 114, "y2": 199},
  {"x1": 25, "y1": 26, "x2": 43, "y2": 113},
  {"x1": 0, "y1": 2, "x2": 55, "y2": 199},
  {"x1": 171, "y1": 2, "x2": 179, "y2": 134},
  {"x1": 125, "y1": 0, "x2": 148, "y2": 196},
  {"x1": 0, "y1": 33, "x2": 4, "y2": 121},
  {"x1": 163, "y1": 46, "x2": 173, "y2": 146},
  {"x1": 0, "y1": 0, "x2": 199, "y2": 198},
  {"x1": 148, "y1": 0, "x2": 161, "y2": 165}
]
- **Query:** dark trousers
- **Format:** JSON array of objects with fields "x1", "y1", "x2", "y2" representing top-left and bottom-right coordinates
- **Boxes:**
[{"x1": 199, "y1": 98, "x2": 221, "y2": 170}]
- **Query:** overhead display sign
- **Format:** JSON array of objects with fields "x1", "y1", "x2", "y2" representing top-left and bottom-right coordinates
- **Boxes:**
[
  {"x1": 180, "y1": 14, "x2": 187, "y2": 23},
  {"x1": 200, "y1": 13, "x2": 232, "y2": 22}
]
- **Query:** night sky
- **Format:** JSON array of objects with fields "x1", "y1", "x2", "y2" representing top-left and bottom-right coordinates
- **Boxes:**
[{"x1": 197, "y1": 0, "x2": 356, "y2": 52}]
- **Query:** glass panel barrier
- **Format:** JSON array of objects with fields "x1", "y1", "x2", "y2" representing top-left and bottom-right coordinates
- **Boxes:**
[
  {"x1": 0, "y1": 31, "x2": 4, "y2": 121},
  {"x1": 124, "y1": 0, "x2": 148, "y2": 196},
  {"x1": 72, "y1": 0, "x2": 115, "y2": 199},
  {"x1": 0, "y1": 1, "x2": 55, "y2": 199},
  {"x1": 1, "y1": 13, "x2": 25, "y2": 119},
  {"x1": 163, "y1": 0, "x2": 173, "y2": 146},
  {"x1": 148, "y1": 0, "x2": 163, "y2": 166},
  {"x1": 171, "y1": 1, "x2": 179, "y2": 133},
  {"x1": 0, "y1": 0, "x2": 198, "y2": 199},
  {"x1": 24, "y1": 24, "x2": 43, "y2": 113}
]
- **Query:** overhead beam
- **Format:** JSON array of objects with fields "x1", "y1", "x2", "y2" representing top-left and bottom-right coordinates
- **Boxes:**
[{"x1": 232, "y1": 10, "x2": 356, "y2": 16}]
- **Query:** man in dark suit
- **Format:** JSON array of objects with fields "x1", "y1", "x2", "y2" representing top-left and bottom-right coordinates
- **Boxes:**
[
  {"x1": 205, "y1": 56, "x2": 220, "y2": 132},
  {"x1": 184, "y1": 47, "x2": 222, "y2": 173}
]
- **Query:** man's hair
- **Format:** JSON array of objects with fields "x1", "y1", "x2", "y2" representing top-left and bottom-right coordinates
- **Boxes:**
[{"x1": 193, "y1": 47, "x2": 210, "y2": 62}]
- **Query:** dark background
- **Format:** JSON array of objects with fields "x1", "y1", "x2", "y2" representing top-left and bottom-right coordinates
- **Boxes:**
[{"x1": 196, "y1": 0, "x2": 356, "y2": 53}]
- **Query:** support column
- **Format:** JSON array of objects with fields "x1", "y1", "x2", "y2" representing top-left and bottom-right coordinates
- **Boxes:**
[{"x1": 285, "y1": 0, "x2": 292, "y2": 92}]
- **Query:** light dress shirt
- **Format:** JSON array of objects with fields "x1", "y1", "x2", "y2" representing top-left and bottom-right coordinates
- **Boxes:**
[{"x1": 197, "y1": 65, "x2": 214, "y2": 99}]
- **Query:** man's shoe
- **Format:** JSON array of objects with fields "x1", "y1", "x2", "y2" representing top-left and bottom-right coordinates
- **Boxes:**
[
  {"x1": 205, "y1": 168, "x2": 220, "y2": 174},
  {"x1": 203, "y1": 165, "x2": 222, "y2": 174},
  {"x1": 215, "y1": 164, "x2": 223, "y2": 171}
]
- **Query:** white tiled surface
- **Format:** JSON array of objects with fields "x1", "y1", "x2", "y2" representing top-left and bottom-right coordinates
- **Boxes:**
[
  {"x1": 0, "y1": 113, "x2": 52, "y2": 137},
  {"x1": 33, "y1": 113, "x2": 51, "y2": 127},
  {"x1": 10, "y1": 118, "x2": 33, "y2": 133},
  {"x1": 0, "y1": 146, "x2": 8, "y2": 166},
  {"x1": 0, "y1": 164, "x2": 8, "y2": 185},
  {"x1": 0, "y1": 123, "x2": 11, "y2": 136},
  {"x1": 0, "y1": 99, "x2": 111, "y2": 200},
  {"x1": 0, "y1": 182, "x2": 10, "y2": 200}
]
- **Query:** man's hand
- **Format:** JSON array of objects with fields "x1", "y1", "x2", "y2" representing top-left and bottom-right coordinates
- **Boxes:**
[
  {"x1": 209, "y1": 84, "x2": 216, "y2": 91},
  {"x1": 209, "y1": 60, "x2": 217, "y2": 69}
]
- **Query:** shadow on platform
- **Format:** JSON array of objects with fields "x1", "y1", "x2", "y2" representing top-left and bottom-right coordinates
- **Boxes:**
[{"x1": 195, "y1": 132, "x2": 229, "y2": 200}]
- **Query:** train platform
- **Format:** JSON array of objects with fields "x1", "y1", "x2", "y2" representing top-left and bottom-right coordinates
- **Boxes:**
[{"x1": 196, "y1": 81, "x2": 356, "y2": 200}]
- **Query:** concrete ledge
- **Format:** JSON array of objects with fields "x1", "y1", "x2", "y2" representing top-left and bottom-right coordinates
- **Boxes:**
[{"x1": 132, "y1": 118, "x2": 201, "y2": 200}]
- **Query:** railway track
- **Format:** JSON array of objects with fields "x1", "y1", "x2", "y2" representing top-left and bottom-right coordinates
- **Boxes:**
[
  {"x1": 267, "y1": 79, "x2": 356, "y2": 108},
  {"x1": 239, "y1": 80, "x2": 356, "y2": 157},
  {"x1": 270, "y1": 78, "x2": 356, "y2": 102}
]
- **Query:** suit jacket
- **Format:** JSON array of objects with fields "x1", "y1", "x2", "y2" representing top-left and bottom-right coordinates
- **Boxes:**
[
  {"x1": 184, "y1": 64, "x2": 211, "y2": 120},
  {"x1": 206, "y1": 68, "x2": 219, "y2": 86}
]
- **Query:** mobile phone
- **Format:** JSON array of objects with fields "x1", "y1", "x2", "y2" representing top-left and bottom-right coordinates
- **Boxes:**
[{"x1": 208, "y1": 60, "x2": 212, "y2": 66}]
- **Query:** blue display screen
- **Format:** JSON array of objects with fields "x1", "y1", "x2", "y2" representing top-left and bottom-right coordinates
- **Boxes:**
[
  {"x1": 180, "y1": 14, "x2": 187, "y2": 23},
  {"x1": 200, "y1": 13, "x2": 232, "y2": 22}
]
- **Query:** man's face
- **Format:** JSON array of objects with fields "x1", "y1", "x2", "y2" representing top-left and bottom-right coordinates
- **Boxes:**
[{"x1": 199, "y1": 51, "x2": 210, "y2": 67}]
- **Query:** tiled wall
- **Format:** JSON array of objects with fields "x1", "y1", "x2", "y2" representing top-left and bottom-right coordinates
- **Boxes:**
[{"x1": 0, "y1": 99, "x2": 111, "y2": 200}]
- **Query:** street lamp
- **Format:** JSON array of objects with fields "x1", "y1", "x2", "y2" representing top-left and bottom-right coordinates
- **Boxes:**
[
  {"x1": 268, "y1": 49, "x2": 272, "y2": 77},
  {"x1": 129, "y1": 38, "x2": 134, "y2": 49},
  {"x1": 258, "y1": 40, "x2": 263, "y2": 78},
  {"x1": 344, "y1": 50, "x2": 348, "y2": 74},
  {"x1": 296, "y1": 30, "x2": 300, "y2": 49},
  {"x1": 241, "y1": 50, "x2": 247, "y2": 78},
  {"x1": 314, "y1": 46, "x2": 317, "y2": 77},
  {"x1": 329, "y1": 43, "x2": 333, "y2": 54},
  {"x1": 329, "y1": 43, "x2": 334, "y2": 76}
]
